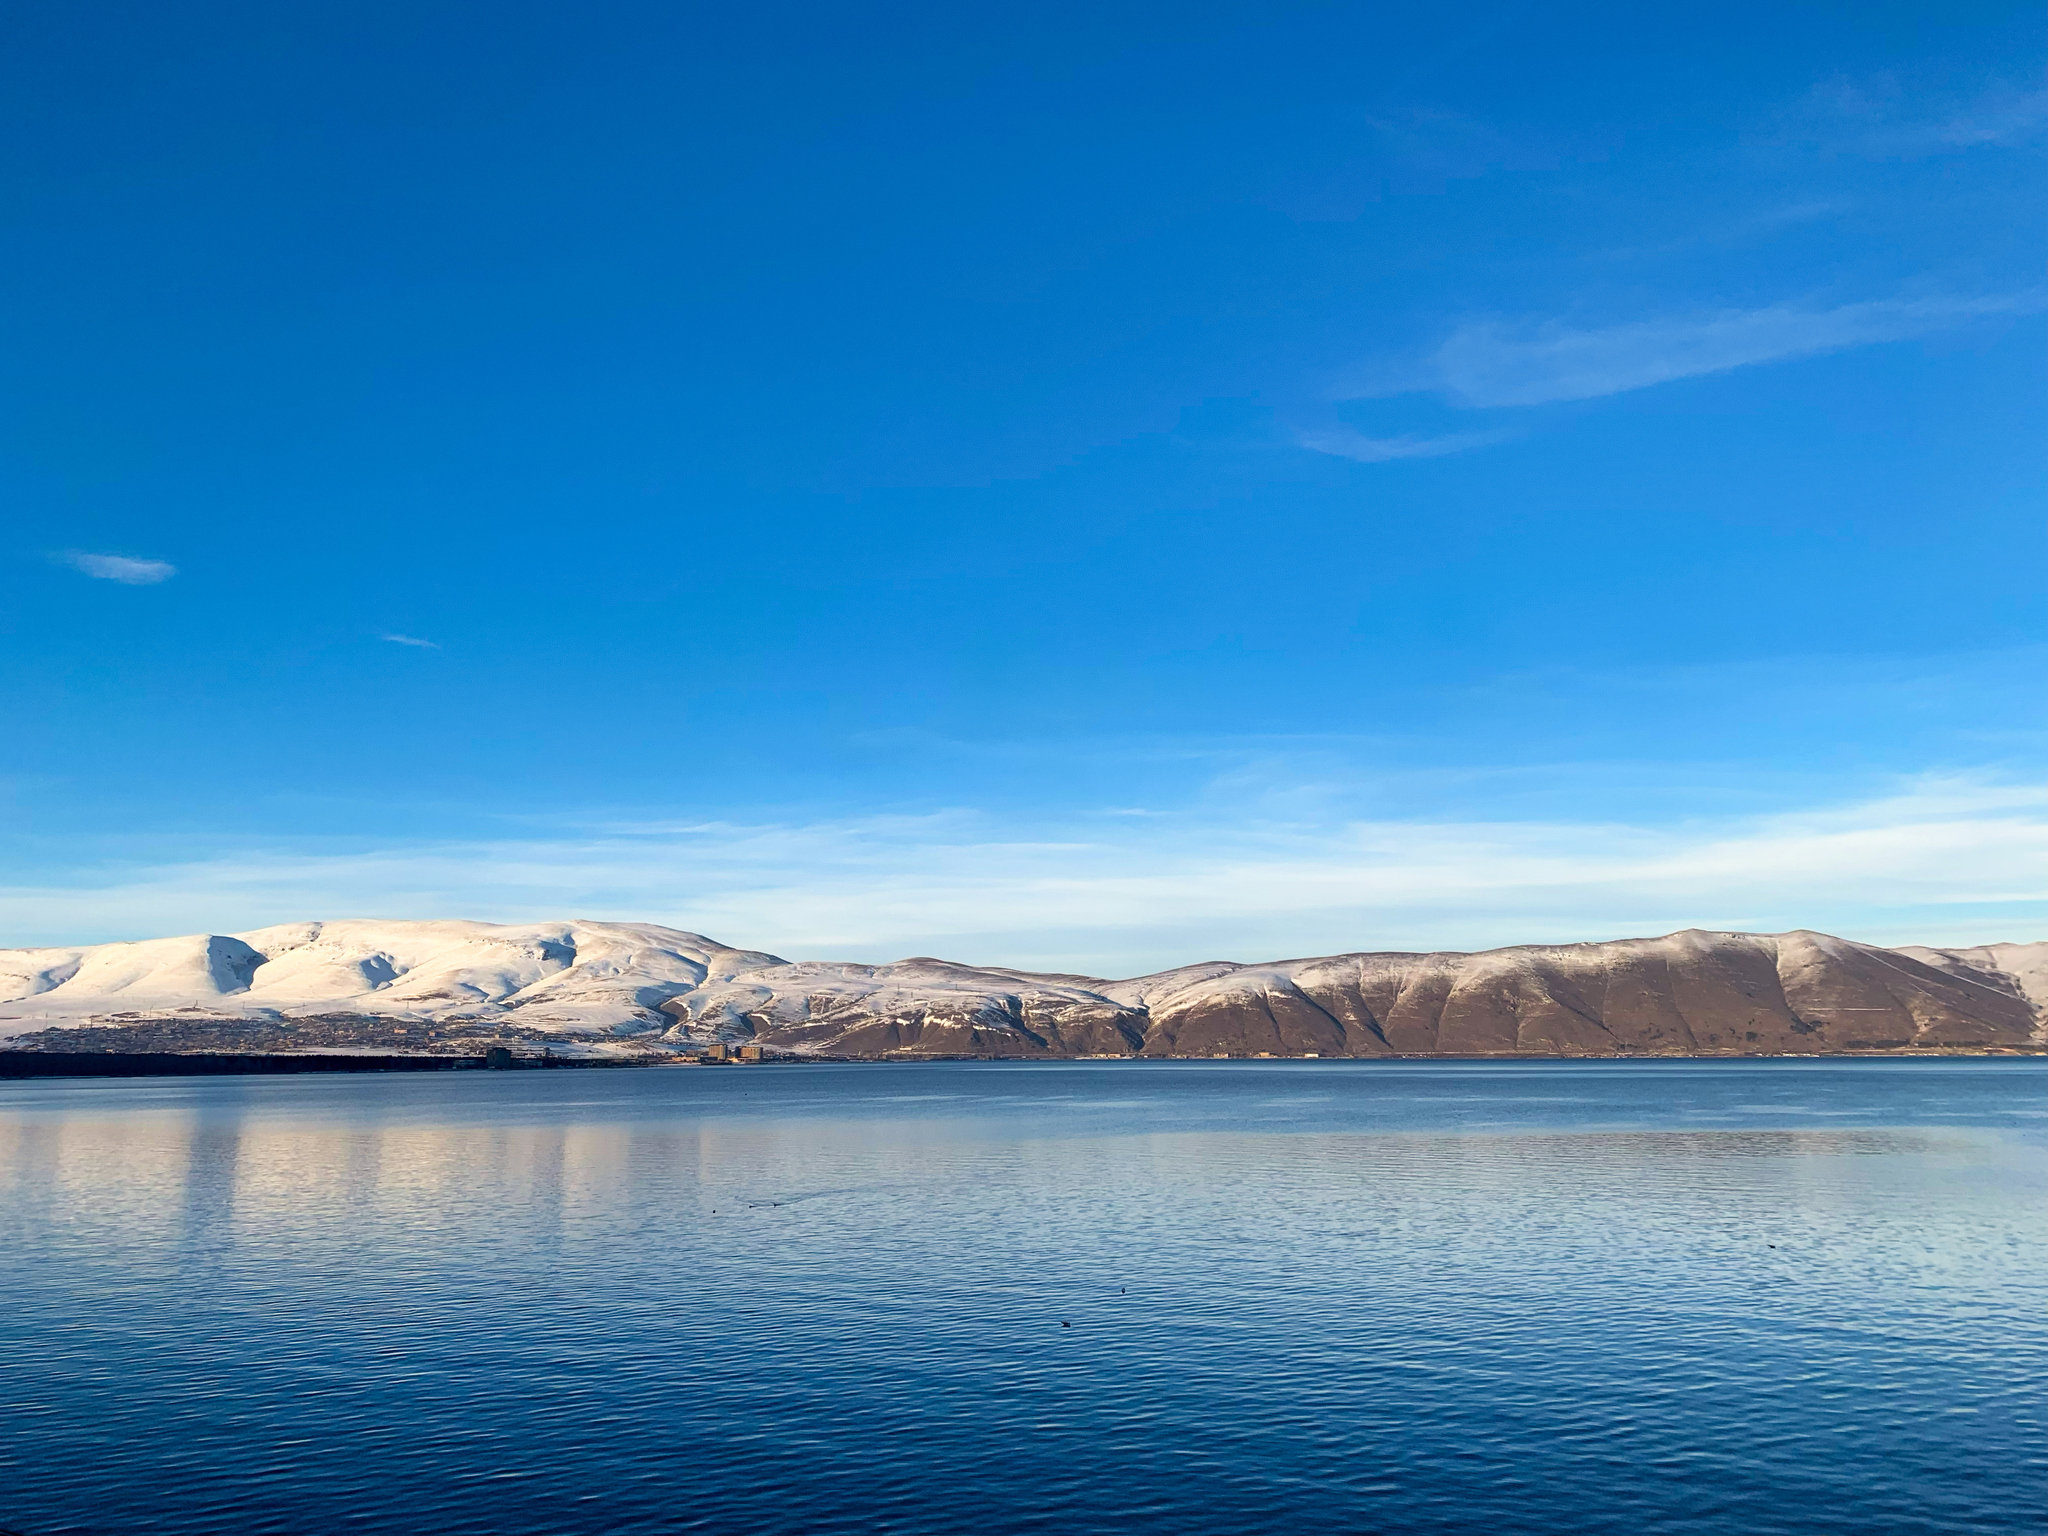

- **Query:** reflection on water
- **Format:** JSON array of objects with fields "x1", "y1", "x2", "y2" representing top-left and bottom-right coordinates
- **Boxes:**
[{"x1": 1, "y1": 1060, "x2": 2044, "y2": 1536}]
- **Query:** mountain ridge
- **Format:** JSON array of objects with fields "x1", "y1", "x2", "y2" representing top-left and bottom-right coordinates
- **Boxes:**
[{"x1": 2, "y1": 919, "x2": 2041, "y2": 1058}]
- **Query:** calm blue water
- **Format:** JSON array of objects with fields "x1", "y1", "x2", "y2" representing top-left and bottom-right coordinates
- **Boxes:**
[{"x1": 1, "y1": 1059, "x2": 2043, "y2": 1535}]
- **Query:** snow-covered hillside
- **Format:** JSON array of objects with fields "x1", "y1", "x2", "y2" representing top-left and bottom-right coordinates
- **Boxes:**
[
  {"x1": 0, "y1": 920, "x2": 784, "y2": 1047},
  {"x1": 1, "y1": 919, "x2": 2041, "y2": 1058}
]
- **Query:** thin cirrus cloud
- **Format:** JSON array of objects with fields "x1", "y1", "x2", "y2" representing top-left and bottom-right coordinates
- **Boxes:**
[
  {"x1": 1789, "y1": 75, "x2": 2048, "y2": 157},
  {"x1": 56, "y1": 551, "x2": 176, "y2": 584},
  {"x1": 0, "y1": 773, "x2": 2037, "y2": 974},
  {"x1": 1294, "y1": 425, "x2": 1515, "y2": 463},
  {"x1": 1341, "y1": 289, "x2": 2044, "y2": 412},
  {"x1": 381, "y1": 634, "x2": 441, "y2": 649}
]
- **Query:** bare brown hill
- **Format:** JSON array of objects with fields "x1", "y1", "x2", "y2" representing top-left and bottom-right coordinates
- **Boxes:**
[
  {"x1": 660, "y1": 929, "x2": 2044, "y2": 1058},
  {"x1": 5, "y1": 920, "x2": 2037, "y2": 1058}
]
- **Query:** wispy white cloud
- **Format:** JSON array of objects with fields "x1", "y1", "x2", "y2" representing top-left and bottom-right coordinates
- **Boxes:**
[
  {"x1": 1255, "y1": 104, "x2": 1550, "y2": 220},
  {"x1": 2, "y1": 775, "x2": 2039, "y2": 976},
  {"x1": 381, "y1": 634, "x2": 441, "y2": 649},
  {"x1": 1295, "y1": 425, "x2": 1514, "y2": 463},
  {"x1": 1350, "y1": 290, "x2": 2043, "y2": 409},
  {"x1": 56, "y1": 551, "x2": 176, "y2": 585},
  {"x1": 1594, "y1": 199, "x2": 1851, "y2": 263},
  {"x1": 1791, "y1": 75, "x2": 2048, "y2": 157}
]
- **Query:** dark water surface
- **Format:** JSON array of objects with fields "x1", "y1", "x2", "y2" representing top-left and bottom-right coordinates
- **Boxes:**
[{"x1": 2, "y1": 1059, "x2": 2042, "y2": 1535}]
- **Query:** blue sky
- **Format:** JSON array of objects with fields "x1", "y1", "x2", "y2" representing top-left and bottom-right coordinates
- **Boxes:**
[{"x1": 3, "y1": 0, "x2": 2042, "y2": 972}]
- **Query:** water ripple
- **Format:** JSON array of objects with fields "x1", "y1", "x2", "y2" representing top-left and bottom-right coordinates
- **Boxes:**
[{"x1": 0, "y1": 1060, "x2": 2042, "y2": 1535}]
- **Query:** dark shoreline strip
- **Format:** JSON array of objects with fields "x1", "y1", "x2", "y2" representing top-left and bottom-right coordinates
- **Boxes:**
[{"x1": 0, "y1": 1050, "x2": 503, "y2": 1079}]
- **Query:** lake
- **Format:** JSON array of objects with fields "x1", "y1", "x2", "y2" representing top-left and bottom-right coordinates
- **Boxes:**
[{"x1": 1, "y1": 1059, "x2": 2042, "y2": 1535}]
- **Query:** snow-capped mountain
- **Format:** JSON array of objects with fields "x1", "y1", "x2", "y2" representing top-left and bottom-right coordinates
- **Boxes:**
[
  {"x1": 0, "y1": 920, "x2": 781, "y2": 1045},
  {"x1": 1, "y1": 919, "x2": 2040, "y2": 1058}
]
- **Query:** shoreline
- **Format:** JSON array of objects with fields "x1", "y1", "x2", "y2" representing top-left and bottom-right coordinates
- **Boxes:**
[
  {"x1": 5, "y1": 1046, "x2": 2042, "y2": 1079},
  {"x1": 0, "y1": 1049, "x2": 637, "y2": 1079}
]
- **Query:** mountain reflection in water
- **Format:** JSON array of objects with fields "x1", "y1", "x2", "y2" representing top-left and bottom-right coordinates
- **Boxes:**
[{"x1": 1, "y1": 1060, "x2": 2042, "y2": 1536}]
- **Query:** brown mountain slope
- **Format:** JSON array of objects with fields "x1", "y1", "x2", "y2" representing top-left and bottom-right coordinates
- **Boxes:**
[
  {"x1": 5, "y1": 921, "x2": 2036, "y2": 1058},
  {"x1": 662, "y1": 929, "x2": 2043, "y2": 1057}
]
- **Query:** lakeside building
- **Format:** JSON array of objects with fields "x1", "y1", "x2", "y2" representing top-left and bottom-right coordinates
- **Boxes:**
[{"x1": 678, "y1": 1042, "x2": 771, "y2": 1064}]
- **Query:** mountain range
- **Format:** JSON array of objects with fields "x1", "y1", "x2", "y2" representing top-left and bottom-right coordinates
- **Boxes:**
[{"x1": 2, "y1": 919, "x2": 2041, "y2": 1058}]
